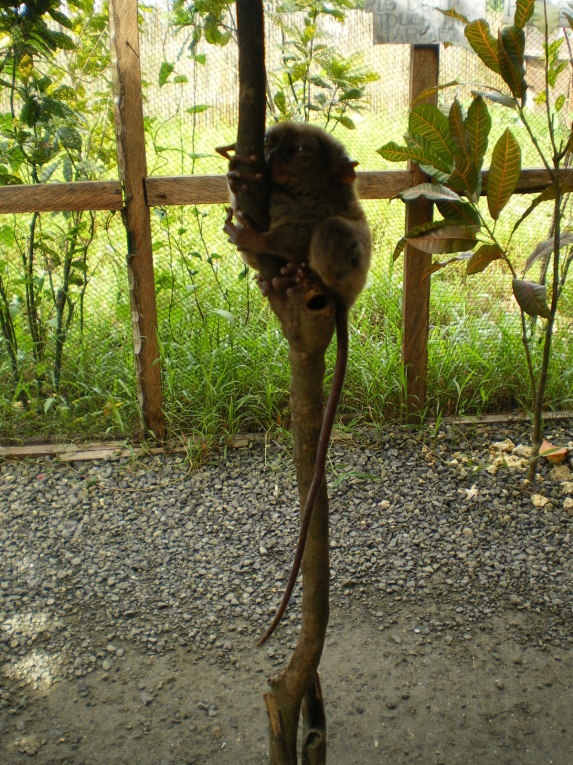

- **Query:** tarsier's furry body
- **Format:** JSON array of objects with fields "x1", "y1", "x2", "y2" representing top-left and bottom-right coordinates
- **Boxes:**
[{"x1": 220, "y1": 123, "x2": 371, "y2": 644}]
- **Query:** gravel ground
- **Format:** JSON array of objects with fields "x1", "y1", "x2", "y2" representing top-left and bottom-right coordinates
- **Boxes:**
[{"x1": 0, "y1": 420, "x2": 572, "y2": 764}]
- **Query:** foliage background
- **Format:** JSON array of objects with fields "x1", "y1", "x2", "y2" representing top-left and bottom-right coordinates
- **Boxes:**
[{"x1": 0, "y1": 0, "x2": 572, "y2": 442}]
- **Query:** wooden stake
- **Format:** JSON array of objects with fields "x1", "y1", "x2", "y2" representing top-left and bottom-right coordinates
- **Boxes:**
[
  {"x1": 402, "y1": 44, "x2": 439, "y2": 422},
  {"x1": 108, "y1": 0, "x2": 164, "y2": 440}
]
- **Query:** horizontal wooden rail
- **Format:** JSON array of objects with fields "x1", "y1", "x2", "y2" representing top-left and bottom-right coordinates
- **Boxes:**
[
  {"x1": 144, "y1": 168, "x2": 573, "y2": 206},
  {"x1": 144, "y1": 170, "x2": 416, "y2": 205},
  {"x1": 0, "y1": 168, "x2": 568, "y2": 214},
  {"x1": 145, "y1": 174, "x2": 230, "y2": 205},
  {"x1": 0, "y1": 180, "x2": 123, "y2": 213}
]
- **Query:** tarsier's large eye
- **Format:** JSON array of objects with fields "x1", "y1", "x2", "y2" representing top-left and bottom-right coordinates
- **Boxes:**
[{"x1": 296, "y1": 144, "x2": 312, "y2": 159}]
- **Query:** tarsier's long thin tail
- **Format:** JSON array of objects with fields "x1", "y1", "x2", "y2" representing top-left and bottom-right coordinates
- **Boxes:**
[{"x1": 257, "y1": 304, "x2": 349, "y2": 646}]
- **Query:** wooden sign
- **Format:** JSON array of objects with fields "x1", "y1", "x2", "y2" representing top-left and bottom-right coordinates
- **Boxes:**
[{"x1": 365, "y1": 0, "x2": 486, "y2": 44}]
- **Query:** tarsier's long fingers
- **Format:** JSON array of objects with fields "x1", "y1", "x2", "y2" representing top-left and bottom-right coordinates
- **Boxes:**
[
  {"x1": 215, "y1": 143, "x2": 236, "y2": 161},
  {"x1": 227, "y1": 168, "x2": 264, "y2": 196},
  {"x1": 272, "y1": 262, "x2": 326, "y2": 296},
  {"x1": 256, "y1": 273, "x2": 270, "y2": 297},
  {"x1": 223, "y1": 207, "x2": 235, "y2": 233},
  {"x1": 228, "y1": 153, "x2": 258, "y2": 170}
]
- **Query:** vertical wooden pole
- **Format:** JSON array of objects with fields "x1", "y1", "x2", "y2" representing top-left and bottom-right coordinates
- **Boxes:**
[
  {"x1": 109, "y1": 0, "x2": 165, "y2": 440},
  {"x1": 402, "y1": 44, "x2": 439, "y2": 422}
]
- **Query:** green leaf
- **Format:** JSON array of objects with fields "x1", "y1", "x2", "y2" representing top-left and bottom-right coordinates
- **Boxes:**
[
  {"x1": 555, "y1": 94, "x2": 566, "y2": 112},
  {"x1": 405, "y1": 222, "x2": 478, "y2": 255},
  {"x1": 377, "y1": 141, "x2": 438, "y2": 166},
  {"x1": 335, "y1": 115, "x2": 356, "y2": 130},
  {"x1": 340, "y1": 87, "x2": 364, "y2": 102},
  {"x1": 524, "y1": 232, "x2": 573, "y2": 274},
  {"x1": 447, "y1": 155, "x2": 479, "y2": 195},
  {"x1": 472, "y1": 90, "x2": 517, "y2": 109},
  {"x1": 39, "y1": 160, "x2": 61, "y2": 183},
  {"x1": 422, "y1": 252, "x2": 473, "y2": 280},
  {"x1": 204, "y1": 18, "x2": 231, "y2": 46},
  {"x1": 406, "y1": 133, "x2": 454, "y2": 174},
  {"x1": 399, "y1": 183, "x2": 461, "y2": 202},
  {"x1": 274, "y1": 90, "x2": 287, "y2": 115},
  {"x1": 48, "y1": 8, "x2": 73, "y2": 28},
  {"x1": 510, "y1": 183, "x2": 562, "y2": 239},
  {"x1": 393, "y1": 219, "x2": 472, "y2": 260},
  {"x1": 448, "y1": 99, "x2": 466, "y2": 153},
  {"x1": 0, "y1": 170, "x2": 22, "y2": 185},
  {"x1": 465, "y1": 19, "x2": 500, "y2": 74},
  {"x1": 437, "y1": 8, "x2": 469, "y2": 24},
  {"x1": 159, "y1": 62, "x2": 175, "y2": 87},
  {"x1": 0, "y1": 224, "x2": 15, "y2": 248},
  {"x1": 487, "y1": 129, "x2": 521, "y2": 220},
  {"x1": 497, "y1": 30, "x2": 527, "y2": 100},
  {"x1": 44, "y1": 397, "x2": 56, "y2": 414},
  {"x1": 186, "y1": 104, "x2": 211, "y2": 114},
  {"x1": 466, "y1": 244, "x2": 503, "y2": 275},
  {"x1": 436, "y1": 200, "x2": 481, "y2": 227},
  {"x1": 548, "y1": 60, "x2": 567, "y2": 88},
  {"x1": 174, "y1": 75, "x2": 189, "y2": 84},
  {"x1": 411, "y1": 80, "x2": 460, "y2": 107},
  {"x1": 531, "y1": 1, "x2": 561, "y2": 33},
  {"x1": 393, "y1": 237, "x2": 408, "y2": 262},
  {"x1": 501, "y1": 26, "x2": 525, "y2": 70},
  {"x1": 512, "y1": 279, "x2": 551, "y2": 318},
  {"x1": 21, "y1": 98, "x2": 41, "y2": 127},
  {"x1": 209, "y1": 309, "x2": 235, "y2": 326},
  {"x1": 57, "y1": 126, "x2": 82, "y2": 151},
  {"x1": 515, "y1": 0, "x2": 535, "y2": 27},
  {"x1": 8, "y1": 295, "x2": 21, "y2": 318},
  {"x1": 62, "y1": 156, "x2": 73, "y2": 183},
  {"x1": 409, "y1": 104, "x2": 455, "y2": 163},
  {"x1": 465, "y1": 95, "x2": 491, "y2": 162}
]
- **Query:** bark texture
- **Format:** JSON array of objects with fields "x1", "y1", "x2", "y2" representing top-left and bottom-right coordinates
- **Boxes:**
[{"x1": 233, "y1": 2, "x2": 332, "y2": 761}]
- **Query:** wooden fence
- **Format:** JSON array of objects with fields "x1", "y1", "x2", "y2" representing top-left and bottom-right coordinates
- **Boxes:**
[{"x1": 0, "y1": 0, "x2": 556, "y2": 439}]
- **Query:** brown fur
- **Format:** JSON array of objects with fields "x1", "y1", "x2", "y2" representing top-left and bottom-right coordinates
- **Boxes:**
[{"x1": 221, "y1": 123, "x2": 371, "y2": 644}]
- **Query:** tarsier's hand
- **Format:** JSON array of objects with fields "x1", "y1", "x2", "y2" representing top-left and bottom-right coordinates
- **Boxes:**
[
  {"x1": 223, "y1": 208, "x2": 267, "y2": 253},
  {"x1": 226, "y1": 154, "x2": 262, "y2": 195}
]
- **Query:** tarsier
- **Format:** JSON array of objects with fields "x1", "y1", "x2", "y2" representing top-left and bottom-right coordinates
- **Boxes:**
[{"x1": 217, "y1": 123, "x2": 371, "y2": 645}]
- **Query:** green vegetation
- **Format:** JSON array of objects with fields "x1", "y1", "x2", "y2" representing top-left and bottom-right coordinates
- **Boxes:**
[
  {"x1": 0, "y1": 1, "x2": 572, "y2": 445},
  {"x1": 379, "y1": 0, "x2": 573, "y2": 476}
]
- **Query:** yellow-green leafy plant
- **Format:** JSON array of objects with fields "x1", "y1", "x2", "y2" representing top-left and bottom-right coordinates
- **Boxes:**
[{"x1": 378, "y1": 0, "x2": 573, "y2": 479}]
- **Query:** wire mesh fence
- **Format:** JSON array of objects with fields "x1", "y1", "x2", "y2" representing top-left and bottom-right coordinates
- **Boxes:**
[
  {"x1": 0, "y1": 1, "x2": 141, "y2": 440},
  {"x1": 0, "y1": 1, "x2": 572, "y2": 442}
]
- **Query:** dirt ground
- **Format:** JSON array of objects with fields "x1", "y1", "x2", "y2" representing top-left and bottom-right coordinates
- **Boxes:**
[{"x1": 1, "y1": 597, "x2": 571, "y2": 765}]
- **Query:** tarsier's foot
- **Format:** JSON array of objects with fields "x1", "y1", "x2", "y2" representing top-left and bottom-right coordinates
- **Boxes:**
[{"x1": 271, "y1": 262, "x2": 326, "y2": 296}]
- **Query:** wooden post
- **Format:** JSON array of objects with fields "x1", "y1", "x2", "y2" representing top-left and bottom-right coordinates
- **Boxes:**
[
  {"x1": 402, "y1": 44, "x2": 439, "y2": 421},
  {"x1": 108, "y1": 0, "x2": 165, "y2": 440}
]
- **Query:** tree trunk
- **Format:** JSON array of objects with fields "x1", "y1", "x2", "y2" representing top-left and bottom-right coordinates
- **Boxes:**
[
  {"x1": 261, "y1": 279, "x2": 334, "y2": 764},
  {"x1": 232, "y1": 3, "x2": 333, "y2": 760}
]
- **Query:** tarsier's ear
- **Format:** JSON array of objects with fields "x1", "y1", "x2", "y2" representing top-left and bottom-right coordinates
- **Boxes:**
[{"x1": 333, "y1": 157, "x2": 359, "y2": 185}]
